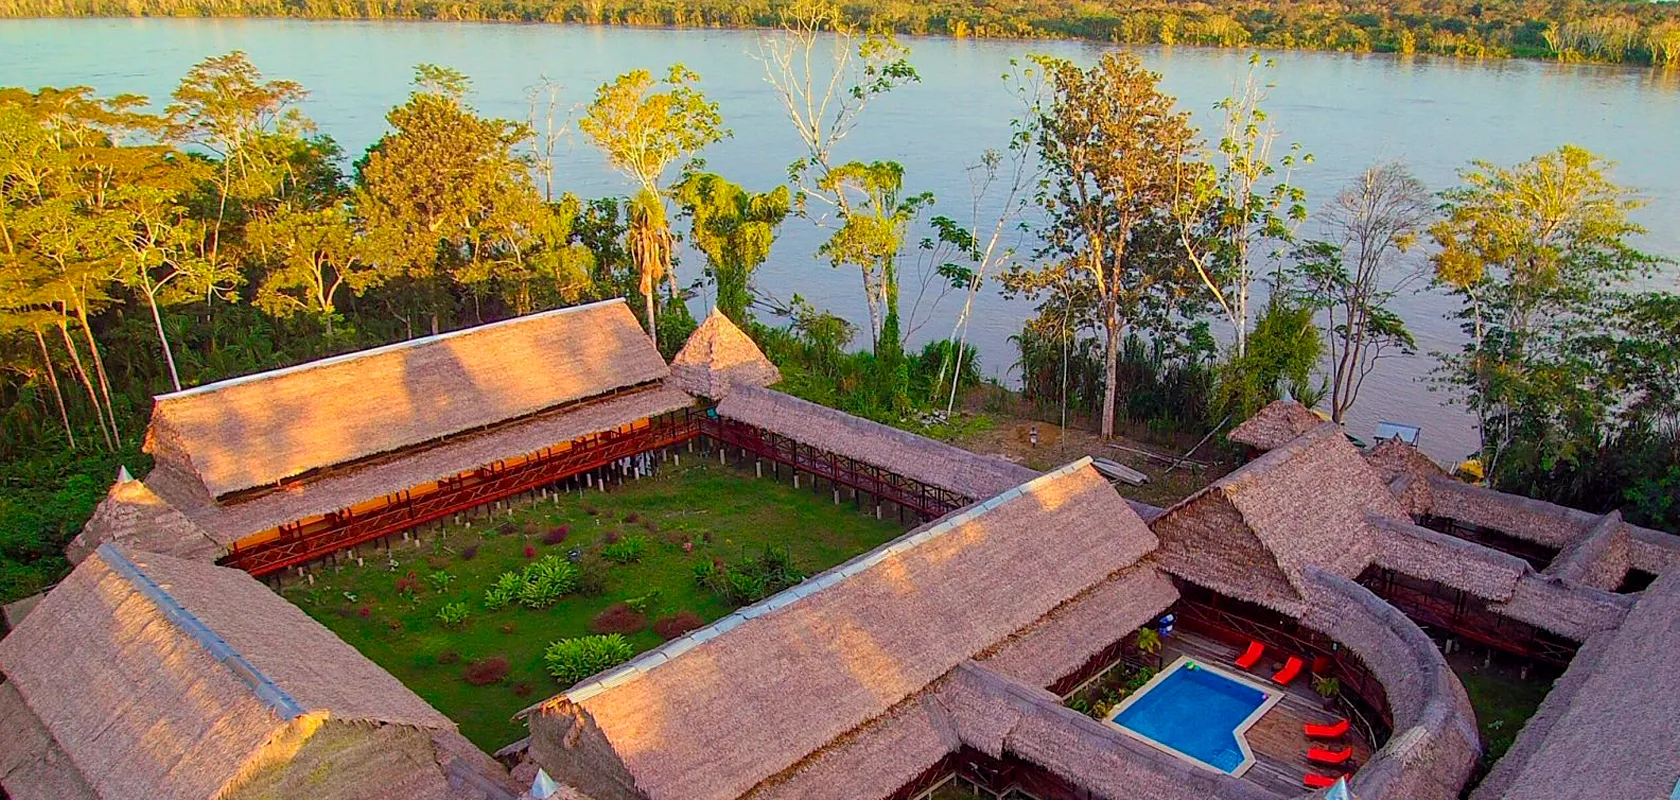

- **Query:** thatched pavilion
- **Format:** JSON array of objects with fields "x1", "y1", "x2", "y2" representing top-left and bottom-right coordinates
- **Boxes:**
[{"x1": 0, "y1": 544, "x2": 518, "y2": 800}]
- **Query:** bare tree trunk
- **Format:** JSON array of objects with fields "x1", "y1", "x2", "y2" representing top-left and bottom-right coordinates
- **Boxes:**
[
  {"x1": 59, "y1": 320, "x2": 112, "y2": 450},
  {"x1": 74, "y1": 302, "x2": 122, "y2": 447},
  {"x1": 35, "y1": 327, "x2": 75, "y2": 449},
  {"x1": 1101, "y1": 299, "x2": 1121, "y2": 439},
  {"x1": 145, "y1": 289, "x2": 183, "y2": 392},
  {"x1": 644, "y1": 290, "x2": 659, "y2": 346}
]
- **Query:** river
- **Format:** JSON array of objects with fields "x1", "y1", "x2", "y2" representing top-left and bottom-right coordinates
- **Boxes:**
[{"x1": 3, "y1": 19, "x2": 1677, "y2": 463}]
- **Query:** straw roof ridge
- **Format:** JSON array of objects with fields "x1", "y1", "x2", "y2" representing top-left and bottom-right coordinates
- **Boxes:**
[
  {"x1": 1485, "y1": 571, "x2": 1632, "y2": 641},
  {"x1": 669, "y1": 308, "x2": 781, "y2": 400},
  {"x1": 65, "y1": 474, "x2": 222, "y2": 565},
  {"x1": 1470, "y1": 571, "x2": 1680, "y2": 799},
  {"x1": 1423, "y1": 477, "x2": 1598, "y2": 548},
  {"x1": 977, "y1": 564, "x2": 1179, "y2": 689},
  {"x1": 1226, "y1": 399, "x2": 1324, "y2": 451},
  {"x1": 739, "y1": 690, "x2": 958, "y2": 800},
  {"x1": 1299, "y1": 568, "x2": 1480, "y2": 800},
  {"x1": 162, "y1": 385, "x2": 695, "y2": 546},
  {"x1": 714, "y1": 385, "x2": 1040, "y2": 501},
  {"x1": 1543, "y1": 510, "x2": 1627, "y2": 589},
  {"x1": 525, "y1": 460, "x2": 1154, "y2": 800},
  {"x1": 1151, "y1": 490, "x2": 1307, "y2": 617},
  {"x1": 1625, "y1": 523, "x2": 1680, "y2": 576},
  {"x1": 146, "y1": 299, "x2": 669, "y2": 499},
  {"x1": 1363, "y1": 437, "x2": 1448, "y2": 485},
  {"x1": 1367, "y1": 514, "x2": 1527, "y2": 602},
  {"x1": 93, "y1": 543, "x2": 306, "y2": 719}
]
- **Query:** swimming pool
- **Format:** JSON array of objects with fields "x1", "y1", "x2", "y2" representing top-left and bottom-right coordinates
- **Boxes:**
[{"x1": 1104, "y1": 656, "x2": 1281, "y2": 775}]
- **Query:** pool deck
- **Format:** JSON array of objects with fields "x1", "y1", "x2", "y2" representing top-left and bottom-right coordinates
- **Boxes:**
[{"x1": 1160, "y1": 632, "x2": 1375, "y2": 795}]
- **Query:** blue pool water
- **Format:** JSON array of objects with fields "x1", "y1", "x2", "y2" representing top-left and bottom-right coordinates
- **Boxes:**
[{"x1": 1112, "y1": 662, "x2": 1269, "y2": 773}]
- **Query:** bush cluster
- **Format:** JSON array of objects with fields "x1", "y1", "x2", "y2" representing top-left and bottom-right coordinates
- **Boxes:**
[
  {"x1": 543, "y1": 525, "x2": 569, "y2": 545},
  {"x1": 693, "y1": 546, "x2": 804, "y2": 605},
  {"x1": 589, "y1": 602, "x2": 647, "y2": 634},
  {"x1": 436, "y1": 601, "x2": 470, "y2": 627},
  {"x1": 601, "y1": 535, "x2": 649, "y2": 564},
  {"x1": 483, "y1": 555, "x2": 580, "y2": 610},
  {"x1": 545, "y1": 634, "x2": 635, "y2": 685},
  {"x1": 463, "y1": 655, "x2": 511, "y2": 686},
  {"x1": 653, "y1": 611, "x2": 705, "y2": 640}
]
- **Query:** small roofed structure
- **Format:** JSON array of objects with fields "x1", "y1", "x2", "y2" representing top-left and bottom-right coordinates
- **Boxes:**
[
  {"x1": 525, "y1": 460, "x2": 1163, "y2": 800},
  {"x1": 146, "y1": 298, "x2": 668, "y2": 503},
  {"x1": 1225, "y1": 399, "x2": 1324, "y2": 452},
  {"x1": 65, "y1": 469, "x2": 219, "y2": 565},
  {"x1": 669, "y1": 308, "x2": 781, "y2": 399},
  {"x1": 0, "y1": 544, "x2": 517, "y2": 800}
]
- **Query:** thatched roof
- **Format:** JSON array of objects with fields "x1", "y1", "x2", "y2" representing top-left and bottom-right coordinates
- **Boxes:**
[
  {"x1": 669, "y1": 309, "x2": 781, "y2": 399},
  {"x1": 978, "y1": 565, "x2": 1179, "y2": 689},
  {"x1": 715, "y1": 385, "x2": 1039, "y2": 502},
  {"x1": 1369, "y1": 515, "x2": 1527, "y2": 601},
  {"x1": 1154, "y1": 423, "x2": 1404, "y2": 613},
  {"x1": 1226, "y1": 400, "x2": 1324, "y2": 451},
  {"x1": 0, "y1": 544, "x2": 512, "y2": 800},
  {"x1": 159, "y1": 385, "x2": 694, "y2": 547},
  {"x1": 527, "y1": 460, "x2": 1156, "y2": 800},
  {"x1": 1364, "y1": 438, "x2": 1447, "y2": 486},
  {"x1": 65, "y1": 470, "x2": 219, "y2": 565},
  {"x1": 145, "y1": 299, "x2": 669, "y2": 500},
  {"x1": 1544, "y1": 511, "x2": 1629, "y2": 590},
  {"x1": 1423, "y1": 477, "x2": 1598, "y2": 549},
  {"x1": 1485, "y1": 572, "x2": 1631, "y2": 642},
  {"x1": 741, "y1": 692, "x2": 957, "y2": 800},
  {"x1": 1299, "y1": 569, "x2": 1480, "y2": 800},
  {"x1": 1471, "y1": 571, "x2": 1680, "y2": 800}
]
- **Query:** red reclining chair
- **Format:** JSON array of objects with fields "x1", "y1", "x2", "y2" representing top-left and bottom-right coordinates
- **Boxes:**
[
  {"x1": 1272, "y1": 655, "x2": 1304, "y2": 685},
  {"x1": 1303, "y1": 773, "x2": 1345, "y2": 790},
  {"x1": 1303, "y1": 718, "x2": 1350, "y2": 739},
  {"x1": 1235, "y1": 641, "x2": 1265, "y2": 670},
  {"x1": 1307, "y1": 745, "x2": 1354, "y2": 767}
]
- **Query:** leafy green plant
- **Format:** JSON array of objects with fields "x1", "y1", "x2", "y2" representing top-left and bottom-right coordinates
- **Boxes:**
[
  {"x1": 602, "y1": 535, "x2": 649, "y2": 564},
  {"x1": 624, "y1": 589, "x2": 663, "y2": 616},
  {"x1": 519, "y1": 556, "x2": 581, "y2": 609},
  {"x1": 436, "y1": 601, "x2": 470, "y2": 627},
  {"x1": 425, "y1": 570, "x2": 456, "y2": 592},
  {"x1": 694, "y1": 546, "x2": 806, "y2": 605},
  {"x1": 1134, "y1": 627, "x2": 1162, "y2": 655},
  {"x1": 483, "y1": 571, "x2": 523, "y2": 610},
  {"x1": 1313, "y1": 675, "x2": 1342, "y2": 699},
  {"x1": 545, "y1": 634, "x2": 636, "y2": 685}
]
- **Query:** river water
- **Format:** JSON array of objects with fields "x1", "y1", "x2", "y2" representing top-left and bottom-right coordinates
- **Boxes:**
[{"x1": 3, "y1": 19, "x2": 1677, "y2": 462}]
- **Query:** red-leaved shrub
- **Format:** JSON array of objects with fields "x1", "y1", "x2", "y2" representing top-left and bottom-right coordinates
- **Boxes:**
[
  {"x1": 624, "y1": 513, "x2": 640, "y2": 524},
  {"x1": 460, "y1": 544, "x2": 479, "y2": 561},
  {"x1": 463, "y1": 656, "x2": 511, "y2": 686},
  {"x1": 358, "y1": 606, "x2": 372, "y2": 618},
  {"x1": 437, "y1": 651, "x2": 461, "y2": 665},
  {"x1": 590, "y1": 603, "x2": 648, "y2": 635},
  {"x1": 544, "y1": 525, "x2": 569, "y2": 545},
  {"x1": 604, "y1": 530, "x2": 622, "y2": 545},
  {"x1": 395, "y1": 570, "x2": 420, "y2": 594},
  {"x1": 511, "y1": 681, "x2": 534, "y2": 697},
  {"x1": 523, "y1": 544, "x2": 537, "y2": 558},
  {"x1": 653, "y1": 611, "x2": 705, "y2": 640}
]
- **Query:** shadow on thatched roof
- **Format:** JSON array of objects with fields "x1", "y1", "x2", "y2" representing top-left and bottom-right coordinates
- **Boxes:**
[
  {"x1": 715, "y1": 385, "x2": 1039, "y2": 503},
  {"x1": 145, "y1": 299, "x2": 669, "y2": 501},
  {"x1": 525, "y1": 460, "x2": 1158, "y2": 800},
  {"x1": 1471, "y1": 571, "x2": 1680, "y2": 800},
  {"x1": 670, "y1": 308, "x2": 781, "y2": 400},
  {"x1": 0, "y1": 545, "x2": 516, "y2": 800},
  {"x1": 1226, "y1": 400, "x2": 1324, "y2": 451}
]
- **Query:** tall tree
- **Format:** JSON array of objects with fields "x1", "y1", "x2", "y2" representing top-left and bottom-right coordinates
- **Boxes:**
[
  {"x1": 244, "y1": 202, "x2": 380, "y2": 336},
  {"x1": 1431, "y1": 145, "x2": 1658, "y2": 481},
  {"x1": 673, "y1": 173, "x2": 791, "y2": 323},
  {"x1": 355, "y1": 64, "x2": 543, "y2": 333},
  {"x1": 1010, "y1": 53, "x2": 1199, "y2": 438},
  {"x1": 815, "y1": 161, "x2": 931, "y2": 352},
  {"x1": 1174, "y1": 55, "x2": 1311, "y2": 358},
  {"x1": 1290, "y1": 161, "x2": 1432, "y2": 423},
  {"x1": 579, "y1": 64, "x2": 727, "y2": 344}
]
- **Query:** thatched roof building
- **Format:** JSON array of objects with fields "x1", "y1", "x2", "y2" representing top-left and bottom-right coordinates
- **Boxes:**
[
  {"x1": 525, "y1": 460, "x2": 1168, "y2": 800},
  {"x1": 1472, "y1": 571, "x2": 1680, "y2": 800},
  {"x1": 1225, "y1": 400, "x2": 1324, "y2": 451},
  {"x1": 669, "y1": 309, "x2": 781, "y2": 399},
  {"x1": 147, "y1": 299, "x2": 668, "y2": 501},
  {"x1": 66, "y1": 471, "x2": 220, "y2": 564},
  {"x1": 715, "y1": 385, "x2": 1039, "y2": 503},
  {"x1": 0, "y1": 544, "x2": 517, "y2": 800}
]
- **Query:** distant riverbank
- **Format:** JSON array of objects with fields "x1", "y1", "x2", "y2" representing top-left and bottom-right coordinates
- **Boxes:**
[{"x1": 5, "y1": 0, "x2": 1680, "y2": 67}]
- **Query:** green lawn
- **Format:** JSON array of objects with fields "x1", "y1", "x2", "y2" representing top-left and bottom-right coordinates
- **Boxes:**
[
  {"x1": 1452, "y1": 658, "x2": 1554, "y2": 768},
  {"x1": 282, "y1": 460, "x2": 905, "y2": 751}
]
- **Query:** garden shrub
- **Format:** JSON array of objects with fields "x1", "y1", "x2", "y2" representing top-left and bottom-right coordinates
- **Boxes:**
[
  {"x1": 437, "y1": 650, "x2": 461, "y2": 665},
  {"x1": 463, "y1": 656, "x2": 511, "y2": 686},
  {"x1": 395, "y1": 570, "x2": 420, "y2": 595},
  {"x1": 545, "y1": 635, "x2": 635, "y2": 685},
  {"x1": 694, "y1": 546, "x2": 806, "y2": 605},
  {"x1": 512, "y1": 681, "x2": 534, "y2": 697},
  {"x1": 523, "y1": 544, "x2": 538, "y2": 558},
  {"x1": 624, "y1": 513, "x2": 639, "y2": 524},
  {"x1": 590, "y1": 603, "x2": 647, "y2": 635},
  {"x1": 575, "y1": 560, "x2": 607, "y2": 596},
  {"x1": 460, "y1": 544, "x2": 480, "y2": 561},
  {"x1": 543, "y1": 525, "x2": 569, "y2": 545},
  {"x1": 425, "y1": 570, "x2": 455, "y2": 592},
  {"x1": 483, "y1": 571, "x2": 523, "y2": 610},
  {"x1": 604, "y1": 529, "x2": 622, "y2": 545},
  {"x1": 653, "y1": 611, "x2": 704, "y2": 640},
  {"x1": 436, "y1": 601, "x2": 470, "y2": 627},
  {"x1": 602, "y1": 535, "x2": 648, "y2": 564},
  {"x1": 483, "y1": 556, "x2": 580, "y2": 610},
  {"x1": 624, "y1": 589, "x2": 661, "y2": 616},
  {"x1": 426, "y1": 554, "x2": 452, "y2": 570}
]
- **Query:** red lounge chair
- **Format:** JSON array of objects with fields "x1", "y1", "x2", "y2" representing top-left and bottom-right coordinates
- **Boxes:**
[
  {"x1": 1308, "y1": 746, "x2": 1354, "y2": 766},
  {"x1": 1303, "y1": 773, "x2": 1344, "y2": 790},
  {"x1": 1272, "y1": 656, "x2": 1304, "y2": 685},
  {"x1": 1235, "y1": 641, "x2": 1265, "y2": 670},
  {"x1": 1303, "y1": 718, "x2": 1350, "y2": 739}
]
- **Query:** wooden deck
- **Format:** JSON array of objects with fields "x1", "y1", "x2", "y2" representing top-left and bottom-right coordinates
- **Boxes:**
[{"x1": 1160, "y1": 632, "x2": 1374, "y2": 795}]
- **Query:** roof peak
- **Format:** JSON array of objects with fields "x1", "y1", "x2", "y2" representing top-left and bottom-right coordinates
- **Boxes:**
[
  {"x1": 670, "y1": 310, "x2": 780, "y2": 398},
  {"x1": 94, "y1": 544, "x2": 305, "y2": 719}
]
